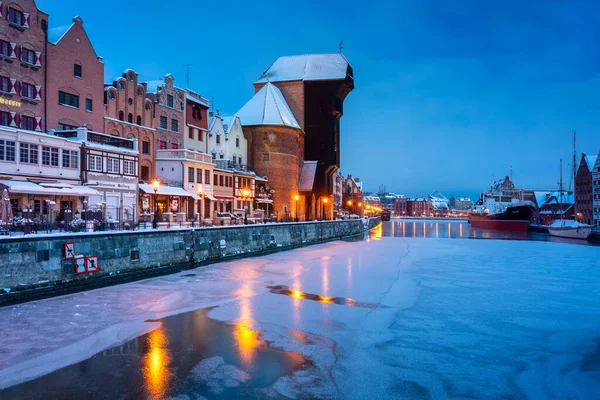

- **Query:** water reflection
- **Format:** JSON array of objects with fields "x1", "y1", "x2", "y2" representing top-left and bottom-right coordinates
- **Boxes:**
[
  {"x1": 235, "y1": 282, "x2": 259, "y2": 367},
  {"x1": 143, "y1": 327, "x2": 170, "y2": 400},
  {"x1": 267, "y1": 285, "x2": 387, "y2": 309}
]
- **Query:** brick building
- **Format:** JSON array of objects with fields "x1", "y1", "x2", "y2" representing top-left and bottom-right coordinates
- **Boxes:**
[
  {"x1": 592, "y1": 154, "x2": 600, "y2": 228},
  {"x1": 250, "y1": 53, "x2": 354, "y2": 220},
  {"x1": 0, "y1": 0, "x2": 48, "y2": 132},
  {"x1": 394, "y1": 196, "x2": 407, "y2": 216},
  {"x1": 104, "y1": 69, "x2": 155, "y2": 181},
  {"x1": 342, "y1": 174, "x2": 364, "y2": 216},
  {"x1": 449, "y1": 196, "x2": 471, "y2": 211},
  {"x1": 407, "y1": 198, "x2": 431, "y2": 216},
  {"x1": 47, "y1": 16, "x2": 104, "y2": 131},
  {"x1": 183, "y1": 88, "x2": 209, "y2": 152},
  {"x1": 237, "y1": 83, "x2": 304, "y2": 220},
  {"x1": 145, "y1": 74, "x2": 184, "y2": 150},
  {"x1": 574, "y1": 153, "x2": 597, "y2": 225}
]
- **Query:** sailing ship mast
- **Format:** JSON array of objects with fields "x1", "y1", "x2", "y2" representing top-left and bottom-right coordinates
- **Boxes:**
[
  {"x1": 573, "y1": 131, "x2": 577, "y2": 220},
  {"x1": 559, "y1": 159, "x2": 564, "y2": 221}
]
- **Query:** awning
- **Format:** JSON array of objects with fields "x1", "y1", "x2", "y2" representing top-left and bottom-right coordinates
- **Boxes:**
[
  {"x1": 214, "y1": 195, "x2": 234, "y2": 200},
  {"x1": 0, "y1": 180, "x2": 100, "y2": 196},
  {"x1": 139, "y1": 184, "x2": 196, "y2": 198},
  {"x1": 205, "y1": 194, "x2": 217, "y2": 202}
]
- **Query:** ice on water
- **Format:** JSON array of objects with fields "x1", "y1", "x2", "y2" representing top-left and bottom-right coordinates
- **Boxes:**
[{"x1": 0, "y1": 235, "x2": 599, "y2": 399}]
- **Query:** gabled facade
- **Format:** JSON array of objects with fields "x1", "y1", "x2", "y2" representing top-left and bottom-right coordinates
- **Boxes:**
[
  {"x1": 0, "y1": 0, "x2": 48, "y2": 132},
  {"x1": 47, "y1": 16, "x2": 104, "y2": 131},
  {"x1": 145, "y1": 74, "x2": 184, "y2": 150},
  {"x1": 574, "y1": 153, "x2": 597, "y2": 225},
  {"x1": 208, "y1": 113, "x2": 247, "y2": 169},
  {"x1": 183, "y1": 89, "x2": 209, "y2": 152},
  {"x1": 104, "y1": 69, "x2": 155, "y2": 181},
  {"x1": 592, "y1": 153, "x2": 600, "y2": 228}
]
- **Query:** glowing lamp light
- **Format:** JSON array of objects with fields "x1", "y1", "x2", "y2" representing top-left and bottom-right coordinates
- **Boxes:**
[
  {"x1": 152, "y1": 179, "x2": 160, "y2": 191},
  {"x1": 294, "y1": 195, "x2": 300, "y2": 201},
  {"x1": 347, "y1": 200, "x2": 352, "y2": 206},
  {"x1": 323, "y1": 198, "x2": 328, "y2": 204},
  {"x1": 242, "y1": 188, "x2": 251, "y2": 197}
]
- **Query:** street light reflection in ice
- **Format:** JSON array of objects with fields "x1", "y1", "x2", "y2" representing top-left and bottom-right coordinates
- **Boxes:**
[
  {"x1": 235, "y1": 282, "x2": 259, "y2": 366},
  {"x1": 143, "y1": 326, "x2": 170, "y2": 400}
]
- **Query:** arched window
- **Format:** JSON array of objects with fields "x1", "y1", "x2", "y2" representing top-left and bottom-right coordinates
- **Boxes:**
[
  {"x1": 128, "y1": 113, "x2": 133, "y2": 123},
  {"x1": 136, "y1": 115, "x2": 141, "y2": 125},
  {"x1": 118, "y1": 111, "x2": 124, "y2": 121}
]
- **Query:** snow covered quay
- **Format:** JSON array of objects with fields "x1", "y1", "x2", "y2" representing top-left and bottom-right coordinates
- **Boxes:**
[
  {"x1": 0, "y1": 236, "x2": 598, "y2": 399},
  {"x1": 0, "y1": 218, "x2": 380, "y2": 304}
]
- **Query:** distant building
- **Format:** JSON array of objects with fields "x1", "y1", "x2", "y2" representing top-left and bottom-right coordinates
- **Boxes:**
[
  {"x1": 428, "y1": 190, "x2": 449, "y2": 210},
  {"x1": 407, "y1": 198, "x2": 432, "y2": 216},
  {"x1": 592, "y1": 153, "x2": 600, "y2": 228},
  {"x1": 574, "y1": 153, "x2": 597, "y2": 225},
  {"x1": 145, "y1": 74, "x2": 184, "y2": 150},
  {"x1": 183, "y1": 89, "x2": 209, "y2": 153},
  {"x1": 208, "y1": 112, "x2": 248, "y2": 169},
  {"x1": 343, "y1": 174, "x2": 364, "y2": 216},
  {"x1": 538, "y1": 191, "x2": 575, "y2": 225},
  {"x1": 449, "y1": 196, "x2": 471, "y2": 211},
  {"x1": 394, "y1": 196, "x2": 407, "y2": 216}
]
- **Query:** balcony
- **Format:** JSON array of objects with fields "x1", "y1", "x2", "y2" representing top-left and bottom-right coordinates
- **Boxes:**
[
  {"x1": 214, "y1": 159, "x2": 248, "y2": 172},
  {"x1": 156, "y1": 149, "x2": 213, "y2": 164}
]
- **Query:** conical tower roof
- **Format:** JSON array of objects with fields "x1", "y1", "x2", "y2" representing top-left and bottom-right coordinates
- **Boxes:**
[{"x1": 235, "y1": 83, "x2": 301, "y2": 130}]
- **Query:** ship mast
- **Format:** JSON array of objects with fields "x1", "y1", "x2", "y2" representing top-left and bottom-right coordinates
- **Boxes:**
[
  {"x1": 573, "y1": 130, "x2": 577, "y2": 220},
  {"x1": 559, "y1": 159, "x2": 564, "y2": 221}
]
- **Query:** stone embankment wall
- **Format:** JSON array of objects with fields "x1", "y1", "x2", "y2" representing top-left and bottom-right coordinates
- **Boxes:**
[{"x1": 0, "y1": 218, "x2": 381, "y2": 298}]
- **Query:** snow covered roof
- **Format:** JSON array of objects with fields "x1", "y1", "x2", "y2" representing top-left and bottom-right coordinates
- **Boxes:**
[
  {"x1": 298, "y1": 161, "x2": 317, "y2": 192},
  {"x1": 221, "y1": 116, "x2": 233, "y2": 133},
  {"x1": 48, "y1": 24, "x2": 74, "y2": 44},
  {"x1": 254, "y1": 53, "x2": 351, "y2": 84},
  {"x1": 0, "y1": 180, "x2": 100, "y2": 196},
  {"x1": 185, "y1": 93, "x2": 209, "y2": 107},
  {"x1": 235, "y1": 83, "x2": 302, "y2": 130}
]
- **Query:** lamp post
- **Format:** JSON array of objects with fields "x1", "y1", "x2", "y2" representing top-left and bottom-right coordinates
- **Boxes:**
[
  {"x1": 358, "y1": 202, "x2": 363, "y2": 217},
  {"x1": 347, "y1": 200, "x2": 353, "y2": 216},
  {"x1": 4, "y1": 193, "x2": 10, "y2": 232},
  {"x1": 242, "y1": 188, "x2": 251, "y2": 224},
  {"x1": 322, "y1": 197, "x2": 328, "y2": 221},
  {"x1": 294, "y1": 195, "x2": 299, "y2": 222},
  {"x1": 23, "y1": 205, "x2": 32, "y2": 235},
  {"x1": 152, "y1": 179, "x2": 160, "y2": 229}
]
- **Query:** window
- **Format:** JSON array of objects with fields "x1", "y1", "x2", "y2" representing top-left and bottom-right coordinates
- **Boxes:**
[
  {"x1": 42, "y1": 147, "x2": 59, "y2": 167},
  {"x1": 58, "y1": 91, "x2": 79, "y2": 108},
  {"x1": 236, "y1": 137, "x2": 240, "y2": 148},
  {"x1": 8, "y1": 8, "x2": 25, "y2": 26},
  {"x1": 0, "y1": 76, "x2": 10, "y2": 93},
  {"x1": 20, "y1": 82, "x2": 35, "y2": 99},
  {"x1": 216, "y1": 135, "x2": 221, "y2": 145},
  {"x1": 128, "y1": 113, "x2": 133, "y2": 123},
  {"x1": 89, "y1": 154, "x2": 102, "y2": 171},
  {"x1": 263, "y1": 132, "x2": 268, "y2": 140},
  {"x1": 142, "y1": 141, "x2": 150, "y2": 154},
  {"x1": 141, "y1": 166, "x2": 150, "y2": 181},
  {"x1": 62, "y1": 149, "x2": 78, "y2": 169},
  {"x1": 85, "y1": 98, "x2": 92, "y2": 112},
  {"x1": 188, "y1": 167, "x2": 194, "y2": 183},
  {"x1": 117, "y1": 81, "x2": 124, "y2": 90},
  {"x1": 0, "y1": 40, "x2": 10, "y2": 57},
  {"x1": 0, "y1": 140, "x2": 16, "y2": 161},
  {"x1": 58, "y1": 122, "x2": 77, "y2": 131},
  {"x1": 137, "y1": 88, "x2": 143, "y2": 97},
  {"x1": 21, "y1": 48, "x2": 35, "y2": 65},
  {"x1": 170, "y1": 143, "x2": 177, "y2": 149},
  {"x1": 108, "y1": 91, "x2": 115, "y2": 100},
  {"x1": 192, "y1": 106, "x2": 202, "y2": 120},
  {"x1": 263, "y1": 153, "x2": 269, "y2": 161},
  {"x1": 74, "y1": 64, "x2": 82, "y2": 78},
  {"x1": 171, "y1": 119, "x2": 178, "y2": 132},
  {"x1": 238, "y1": 156, "x2": 242, "y2": 164},
  {"x1": 159, "y1": 140, "x2": 167, "y2": 150},
  {"x1": 198, "y1": 131, "x2": 203, "y2": 142},
  {"x1": 160, "y1": 116, "x2": 167, "y2": 129},
  {"x1": 107, "y1": 158, "x2": 119, "y2": 173},
  {"x1": 167, "y1": 94, "x2": 174, "y2": 108},
  {"x1": 219, "y1": 175, "x2": 224, "y2": 186},
  {"x1": 123, "y1": 160, "x2": 135, "y2": 175},
  {"x1": 0, "y1": 111, "x2": 10, "y2": 127},
  {"x1": 136, "y1": 115, "x2": 141, "y2": 125},
  {"x1": 20, "y1": 143, "x2": 38, "y2": 164},
  {"x1": 118, "y1": 110, "x2": 124, "y2": 121},
  {"x1": 205, "y1": 170, "x2": 210, "y2": 185},
  {"x1": 20, "y1": 115, "x2": 35, "y2": 131},
  {"x1": 189, "y1": 128, "x2": 194, "y2": 139},
  {"x1": 196, "y1": 168, "x2": 202, "y2": 183}
]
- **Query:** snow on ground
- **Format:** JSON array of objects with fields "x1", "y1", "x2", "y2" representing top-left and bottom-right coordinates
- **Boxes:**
[{"x1": 0, "y1": 236, "x2": 599, "y2": 399}]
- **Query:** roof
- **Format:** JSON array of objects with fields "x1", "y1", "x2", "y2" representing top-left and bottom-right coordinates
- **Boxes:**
[
  {"x1": 139, "y1": 184, "x2": 198, "y2": 199},
  {"x1": 221, "y1": 116, "x2": 233, "y2": 133},
  {"x1": 298, "y1": 161, "x2": 317, "y2": 192},
  {"x1": 48, "y1": 24, "x2": 74, "y2": 44},
  {"x1": 254, "y1": 53, "x2": 350, "y2": 84},
  {"x1": 185, "y1": 93, "x2": 209, "y2": 107},
  {"x1": 0, "y1": 180, "x2": 100, "y2": 196},
  {"x1": 235, "y1": 83, "x2": 301, "y2": 130}
]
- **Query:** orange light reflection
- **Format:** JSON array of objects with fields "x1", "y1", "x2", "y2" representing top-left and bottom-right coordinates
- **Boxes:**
[{"x1": 143, "y1": 327, "x2": 170, "y2": 400}]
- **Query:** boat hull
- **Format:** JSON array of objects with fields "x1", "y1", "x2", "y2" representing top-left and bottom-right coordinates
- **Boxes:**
[
  {"x1": 469, "y1": 218, "x2": 530, "y2": 232},
  {"x1": 547, "y1": 226, "x2": 592, "y2": 240}
]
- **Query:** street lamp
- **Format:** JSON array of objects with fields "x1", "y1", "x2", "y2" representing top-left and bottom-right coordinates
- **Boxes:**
[
  {"x1": 294, "y1": 195, "x2": 299, "y2": 222},
  {"x1": 242, "y1": 188, "x2": 251, "y2": 224},
  {"x1": 322, "y1": 197, "x2": 328, "y2": 221},
  {"x1": 152, "y1": 179, "x2": 160, "y2": 229}
]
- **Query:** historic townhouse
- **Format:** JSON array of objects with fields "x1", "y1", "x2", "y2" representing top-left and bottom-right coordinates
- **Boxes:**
[
  {"x1": 183, "y1": 88, "x2": 209, "y2": 152},
  {"x1": 0, "y1": 0, "x2": 48, "y2": 132},
  {"x1": 145, "y1": 74, "x2": 184, "y2": 150},
  {"x1": 47, "y1": 16, "x2": 104, "y2": 131},
  {"x1": 574, "y1": 153, "x2": 597, "y2": 225},
  {"x1": 104, "y1": 69, "x2": 155, "y2": 181},
  {"x1": 592, "y1": 154, "x2": 600, "y2": 228},
  {"x1": 208, "y1": 113, "x2": 247, "y2": 168}
]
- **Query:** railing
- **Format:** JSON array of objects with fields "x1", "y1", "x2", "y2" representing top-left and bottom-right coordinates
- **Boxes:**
[
  {"x1": 87, "y1": 132, "x2": 135, "y2": 149},
  {"x1": 214, "y1": 159, "x2": 248, "y2": 171},
  {"x1": 156, "y1": 149, "x2": 213, "y2": 163}
]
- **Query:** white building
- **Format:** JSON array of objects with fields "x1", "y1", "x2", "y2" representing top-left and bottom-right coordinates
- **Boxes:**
[
  {"x1": 0, "y1": 126, "x2": 99, "y2": 225},
  {"x1": 208, "y1": 113, "x2": 248, "y2": 169},
  {"x1": 592, "y1": 153, "x2": 600, "y2": 228}
]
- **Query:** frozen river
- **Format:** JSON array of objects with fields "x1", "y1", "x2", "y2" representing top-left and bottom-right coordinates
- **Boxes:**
[{"x1": 1, "y1": 223, "x2": 599, "y2": 399}]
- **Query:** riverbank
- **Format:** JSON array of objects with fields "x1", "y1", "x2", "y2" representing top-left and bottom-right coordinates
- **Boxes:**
[{"x1": 0, "y1": 217, "x2": 381, "y2": 306}]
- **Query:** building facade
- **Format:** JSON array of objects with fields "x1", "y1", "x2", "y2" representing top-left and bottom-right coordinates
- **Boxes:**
[
  {"x1": 342, "y1": 174, "x2": 364, "y2": 216},
  {"x1": 574, "y1": 153, "x2": 597, "y2": 225},
  {"x1": 209, "y1": 113, "x2": 248, "y2": 169},
  {"x1": 394, "y1": 196, "x2": 407, "y2": 216},
  {"x1": 183, "y1": 89, "x2": 209, "y2": 152},
  {"x1": 0, "y1": 0, "x2": 48, "y2": 132},
  {"x1": 592, "y1": 154, "x2": 600, "y2": 228},
  {"x1": 450, "y1": 196, "x2": 471, "y2": 211},
  {"x1": 47, "y1": 16, "x2": 104, "y2": 131},
  {"x1": 145, "y1": 74, "x2": 184, "y2": 150},
  {"x1": 104, "y1": 69, "x2": 155, "y2": 181}
]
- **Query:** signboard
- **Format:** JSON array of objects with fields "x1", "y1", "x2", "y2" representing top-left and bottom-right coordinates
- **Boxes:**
[
  {"x1": 142, "y1": 197, "x2": 149, "y2": 211},
  {"x1": 0, "y1": 97, "x2": 21, "y2": 107},
  {"x1": 64, "y1": 242, "x2": 75, "y2": 260},
  {"x1": 85, "y1": 256, "x2": 99, "y2": 273},
  {"x1": 75, "y1": 256, "x2": 86, "y2": 274}
]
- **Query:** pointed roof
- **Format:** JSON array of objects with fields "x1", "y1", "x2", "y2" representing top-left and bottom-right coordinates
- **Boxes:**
[
  {"x1": 254, "y1": 53, "x2": 351, "y2": 84},
  {"x1": 235, "y1": 83, "x2": 302, "y2": 130}
]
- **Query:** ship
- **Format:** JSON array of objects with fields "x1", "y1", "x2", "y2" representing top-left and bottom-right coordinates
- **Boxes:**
[{"x1": 469, "y1": 176, "x2": 535, "y2": 232}]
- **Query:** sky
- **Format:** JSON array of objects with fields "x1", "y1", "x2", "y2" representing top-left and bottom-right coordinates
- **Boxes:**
[{"x1": 38, "y1": 0, "x2": 600, "y2": 199}]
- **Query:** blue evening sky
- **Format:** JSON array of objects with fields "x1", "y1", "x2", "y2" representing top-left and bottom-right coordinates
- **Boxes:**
[{"x1": 38, "y1": 0, "x2": 600, "y2": 199}]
